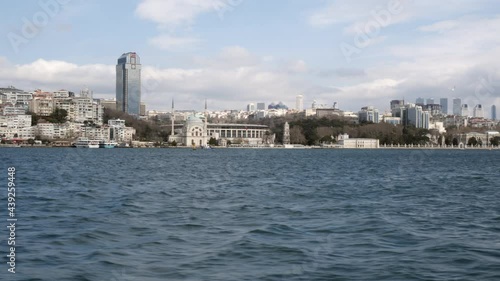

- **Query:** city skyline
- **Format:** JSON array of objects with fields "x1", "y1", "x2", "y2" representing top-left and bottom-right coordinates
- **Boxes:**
[{"x1": 0, "y1": 1, "x2": 500, "y2": 112}]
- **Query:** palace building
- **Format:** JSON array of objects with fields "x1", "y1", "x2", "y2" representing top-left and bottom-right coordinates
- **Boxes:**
[{"x1": 169, "y1": 113, "x2": 272, "y2": 147}]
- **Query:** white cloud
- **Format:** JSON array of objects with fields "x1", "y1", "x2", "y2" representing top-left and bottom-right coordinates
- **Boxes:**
[
  {"x1": 148, "y1": 34, "x2": 200, "y2": 50},
  {"x1": 135, "y1": 0, "x2": 226, "y2": 28},
  {"x1": 0, "y1": 47, "x2": 307, "y2": 111}
]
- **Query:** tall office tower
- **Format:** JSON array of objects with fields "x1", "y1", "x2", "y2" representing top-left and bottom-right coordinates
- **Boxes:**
[
  {"x1": 247, "y1": 103, "x2": 255, "y2": 112},
  {"x1": 461, "y1": 104, "x2": 469, "y2": 117},
  {"x1": 404, "y1": 104, "x2": 429, "y2": 129},
  {"x1": 390, "y1": 100, "x2": 404, "y2": 110},
  {"x1": 416, "y1": 97, "x2": 425, "y2": 105},
  {"x1": 256, "y1": 102, "x2": 265, "y2": 110},
  {"x1": 453, "y1": 98, "x2": 462, "y2": 115},
  {"x1": 492, "y1": 105, "x2": 497, "y2": 120},
  {"x1": 296, "y1": 95, "x2": 304, "y2": 111},
  {"x1": 116, "y1": 52, "x2": 141, "y2": 115},
  {"x1": 439, "y1": 98, "x2": 448, "y2": 115},
  {"x1": 473, "y1": 104, "x2": 484, "y2": 118},
  {"x1": 426, "y1": 98, "x2": 435, "y2": 105}
]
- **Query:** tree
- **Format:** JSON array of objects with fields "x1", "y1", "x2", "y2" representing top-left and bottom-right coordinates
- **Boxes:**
[
  {"x1": 467, "y1": 137, "x2": 478, "y2": 146},
  {"x1": 290, "y1": 126, "x2": 307, "y2": 144},
  {"x1": 170, "y1": 140, "x2": 177, "y2": 147},
  {"x1": 49, "y1": 108, "x2": 68, "y2": 123},
  {"x1": 490, "y1": 136, "x2": 500, "y2": 147},
  {"x1": 452, "y1": 138, "x2": 459, "y2": 146},
  {"x1": 28, "y1": 138, "x2": 35, "y2": 146},
  {"x1": 208, "y1": 137, "x2": 218, "y2": 146}
]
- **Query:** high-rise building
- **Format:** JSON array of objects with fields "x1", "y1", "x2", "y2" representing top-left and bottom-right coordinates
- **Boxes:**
[
  {"x1": 257, "y1": 103, "x2": 265, "y2": 110},
  {"x1": 440, "y1": 98, "x2": 448, "y2": 115},
  {"x1": 404, "y1": 104, "x2": 429, "y2": 129},
  {"x1": 426, "y1": 98, "x2": 435, "y2": 105},
  {"x1": 116, "y1": 52, "x2": 141, "y2": 115},
  {"x1": 358, "y1": 106, "x2": 380, "y2": 123},
  {"x1": 492, "y1": 105, "x2": 497, "y2": 120},
  {"x1": 473, "y1": 104, "x2": 483, "y2": 118},
  {"x1": 296, "y1": 95, "x2": 304, "y2": 111},
  {"x1": 390, "y1": 100, "x2": 404, "y2": 110},
  {"x1": 461, "y1": 104, "x2": 469, "y2": 117},
  {"x1": 453, "y1": 98, "x2": 462, "y2": 115},
  {"x1": 247, "y1": 103, "x2": 255, "y2": 112},
  {"x1": 416, "y1": 97, "x2": 425, "y2": 105}
]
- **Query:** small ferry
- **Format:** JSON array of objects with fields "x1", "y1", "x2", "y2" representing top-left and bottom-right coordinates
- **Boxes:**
[
  {"x1": 75, "y1": 138, "x2": 100, "y2": 148},
  {"x1": 99, "y1": 141, "x2": 117, "y2": 148}
]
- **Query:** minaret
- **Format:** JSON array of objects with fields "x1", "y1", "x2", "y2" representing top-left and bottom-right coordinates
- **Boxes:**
[
  {"x1": 203, "y1": 99, "x2": 208, "y2": 146},
  {"x1": 283, "y1": 122, "x2": 290, "y2": 145},
  {"x1": 171, "y1": 98, "x2": 175, "y2": 137}
]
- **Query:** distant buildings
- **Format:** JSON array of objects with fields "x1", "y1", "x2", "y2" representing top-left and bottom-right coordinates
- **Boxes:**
[
  {"x1": 426, "y1": 98, "x2": 435, "y2": 105},
  {"x1": 296, "y1": 95, "x2": 304, "y2": 111},
  {"x1": 256, "y1": 103, "x2": 266, "y2": 110},
  {"x1": 453, "y1": 98, "x2": 462, "y2": 115},
  {"x1": 440, "y1": 98, "x2": 448, "y2": 115},
  {"x1": 390, "y1": 100, "x2": 404, "y2": 110},
  {"x1": 247, "y1": 103, "x2": 255, "y2": 112},
  {"x1": 461, "y1": 104, "x2": 469, "y2": 117},
  {"x1": 492, "y1": 105, "x2": 497, "y2": 120},
  {"x1": 116, "y1": 52, "x2": 141, "y2": 115},
  {"x1": 358, "y1": 106, "x2": 379, "y2": 123},
  {"x1": 268, "y1": 102, "x2": 288, "y2": 110},
  {"x1": 416, "y1": 97, "x2": 425, "y2": 105},
  {"x1": 473, "y1": 104, "x2": 484, "y2": 118},
  {"x1": 405, "y1": 104, "x2": 430, "y2": 129}
]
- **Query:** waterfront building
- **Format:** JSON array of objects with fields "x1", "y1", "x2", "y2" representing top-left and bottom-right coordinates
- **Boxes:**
[
  {"x1": 108, "y1": 119, "x2": 135, "y2": 143},
  {"x1": 440, "y1": 98, "x2": 448, "y2": 115},
  {"x1": 116, "y1": 52, "x2": 141, "y2": 115},
  {"x1": 337, "y1": 133, "x2": 379, "y2": 148},
  {"x1": 453, "y1": 98, "x2": 462, "y2": 115},
  {"x1": 296, "y1": 95, "x2": 304, "y2": 111},
  {"x1": 358, "y1": 106, "x2": 379, "y2": 123},
  {"x1": 169, "y1": 113, "x2": 271, "y2": 147},
  {"x1": 492, "y1": 105, "x2": 497, "y2": 120},
  {"x1": 473, "y1": 104, "x2": 484, "y2": 118}
]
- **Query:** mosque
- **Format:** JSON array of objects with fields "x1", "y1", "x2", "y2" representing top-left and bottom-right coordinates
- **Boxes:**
[{"x1": 168, "y1": 101, "x2": 273, "y2": 147}]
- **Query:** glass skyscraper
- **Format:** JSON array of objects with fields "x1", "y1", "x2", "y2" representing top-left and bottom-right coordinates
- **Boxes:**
[
  {"x1": 492, "y1": 105, "x2": 497, "y2": 120},
  {"x1": 440, "y1": 98, "x2": 448, "y2": 115},
  {"x1": 116, "y1": 52, "x2": 141, "y2": 115}
]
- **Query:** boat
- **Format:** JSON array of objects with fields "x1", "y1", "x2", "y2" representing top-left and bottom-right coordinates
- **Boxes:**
[
  {"x1": 99, "y1": 141, "x2": 117, "y2": 148},
  {"x1": 75, "y1": 138, "x2": 100, "y2": 148}
]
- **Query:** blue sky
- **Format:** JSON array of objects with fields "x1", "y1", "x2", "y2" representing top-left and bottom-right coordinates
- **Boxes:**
[{"x1": 1, "y1": 0, "x2": 500, "y2": 115}]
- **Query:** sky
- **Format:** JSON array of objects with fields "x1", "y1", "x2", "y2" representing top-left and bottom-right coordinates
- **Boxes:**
[{"x1": 1, "y1": 0, "x2": 500, "y2": 115}]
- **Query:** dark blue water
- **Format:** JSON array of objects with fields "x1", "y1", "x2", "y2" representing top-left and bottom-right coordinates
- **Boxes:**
[{"x1": 1, "y1": 148, "x2": 499, "y2": 280}]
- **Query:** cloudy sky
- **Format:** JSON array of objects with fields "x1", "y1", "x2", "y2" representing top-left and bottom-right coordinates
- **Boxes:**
[{"x1": 1, "y1": 0, "x2": 500, "y2": 115}]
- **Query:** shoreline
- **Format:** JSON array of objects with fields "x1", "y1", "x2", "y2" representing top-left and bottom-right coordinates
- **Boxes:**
[{"x1": 1, "y1": 145, "x2": 499, "y2": 150}]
